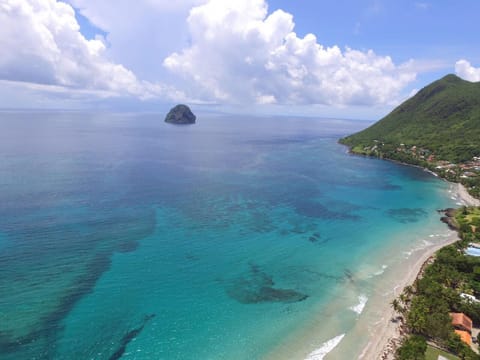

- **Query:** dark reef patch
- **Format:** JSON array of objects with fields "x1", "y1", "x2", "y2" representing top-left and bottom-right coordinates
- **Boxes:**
[
  {"x1": 344, "y1": 269, "x2": 355, "y2": 283},
  {"x1": 185, "y1": 253, "x2": 200, "y2": 262},
  {"x1": 108, "y1": 314, "x2": 156, "y2": 360},
  {"x1": 322, "y1": 200, "x2": 367, "y2": 214},
  {"x1": 385, "y1": 208, "x2": 428, "y2": 223},
  {"x1": 249, "y1": 211, "x2": 276, "y2": 233},
  {"x1": 381, "y1": 184, "x2": 403, "y2": 191},
  {"x1": 279, "y1": 266, "x2": 344, "y2": 285},
  {"x1": 0, "y1": 253, "x2": 112, "y2": 359},
  {"x1": 308, "y1": 236, "x2": 318, "y2": 243},
  {"x1": 308, "y1": 232, "x2": 322, "y2": 243},
  {"x1": 226, "y1": 263, "x2": 308, "y2": 304},
  {"x1": 0, "y1": 207, "x2": 157, "y2": 358},
  {"x1": 292, "y1": 200, "x2": 361, "y2": 221},
  {"x1": 116, "y1": 240, "x2": 140, "y2": 253}
]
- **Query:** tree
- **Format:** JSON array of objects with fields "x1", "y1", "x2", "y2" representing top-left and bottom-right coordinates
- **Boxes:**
[
  {"x1": 407, "y1": 297, "x2": 429, "y2": 334},
  {"x1": 404, "y1": 285, "x2": 415, "y2": 297},
  {"x1": 396, "y1": 335, "x2": 427, "y2": 360},
  {"x1": 425, "y1": 312, "x2": 452, "y2": 340},
  {"x1": 392, "y1": 298, "x2": 405, "y2": 315}
]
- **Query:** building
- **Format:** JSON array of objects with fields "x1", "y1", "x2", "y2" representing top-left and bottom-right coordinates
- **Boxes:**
[
  {"x1": 450, "y1": 313, "x2": 473, "y2": 345},
  {"x1": 455, "y1": 330, "x2": 472, "y2": 346}
]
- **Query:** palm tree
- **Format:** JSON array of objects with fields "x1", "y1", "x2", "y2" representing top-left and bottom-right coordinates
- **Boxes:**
[
  {"x1": 404, "y1": 285, "x2": 415, "y2": 297},
  {"x1": 391, "y1": 298, "x2": 405, "y2": 315}
]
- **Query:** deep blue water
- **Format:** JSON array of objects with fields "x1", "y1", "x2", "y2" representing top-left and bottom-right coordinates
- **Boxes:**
[{"x1": 0, "y1": 112, "x2": 455, "y2": 359}]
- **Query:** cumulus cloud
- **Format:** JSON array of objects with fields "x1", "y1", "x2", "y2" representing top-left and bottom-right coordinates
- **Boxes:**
[
  {"x1": 455, "y1": 59, "x2": 480, "y2": 82},
  {"x1": 0, "y1": 0, "x2": 419, "y2": 109},
  {"x1": 67, "y1": 0, "x2": 205, "y2": 80},
  {"x1": 0, "y1": 0, "x2": 183, "y2": 100},
  {"x1": 164, "y1": 0, "x2": 416, "y2": 106}
]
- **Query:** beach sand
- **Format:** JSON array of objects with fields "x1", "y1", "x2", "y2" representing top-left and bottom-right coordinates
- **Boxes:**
[
  {"x1": 457, "y1": 183, "x2": 480, "y2": 207},
  {"x1": 352, "y1": 234, "x2": 458, "y2": 360},
  {"x1": 263, "y1": 182, "x2": 479, "y2": 360},
  {"x1": 264, "y1": 229, "x2": 460, "y2": 360},
  {"x1": 352, "y1": 183, "x2": 479, "y2": 360}
]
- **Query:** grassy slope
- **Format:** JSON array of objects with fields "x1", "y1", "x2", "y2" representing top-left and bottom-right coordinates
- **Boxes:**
[
  {"x1": 340, "y1": 74, "x2": 480, "y2": 162},
  {"x1": 425, "y1": 345, "x2": 460, "y2": 360}
]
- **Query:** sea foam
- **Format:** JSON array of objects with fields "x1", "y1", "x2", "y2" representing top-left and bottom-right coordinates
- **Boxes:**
[
  {"x1": 305, "y1": 334, "x2": 345, "y2": 360},
  {"x1": 373, "y1": 264, "x2": 388, "y2": 276},
  {"x1": 349, "y1": 294, "x2": 368, "y2": 315}
]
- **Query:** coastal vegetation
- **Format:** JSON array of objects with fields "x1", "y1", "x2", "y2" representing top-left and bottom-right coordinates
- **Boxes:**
[
  {"x1": 394, "y1": 207, "x2": 480, "y2": 359},
  {"x1": 338, "y1": 72, "x2": 480, "y2": 358},
  {"x1": 339, "y1": 74, "x2": 480, "y2": 198}
]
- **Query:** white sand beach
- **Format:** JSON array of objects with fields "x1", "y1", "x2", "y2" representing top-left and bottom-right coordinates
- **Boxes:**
[
  {"x1": 356, "y1": 183, "x2": 479, "y2": 360},
  {"x1": 457, "y1": 183, "x2": 480, "y2": 207},
  {"x1": 263, "y1": 182, "x2": 479, "y2": 360},
  {"x1": 354, "y1": 234, "x2": 458, "y2": 360}
]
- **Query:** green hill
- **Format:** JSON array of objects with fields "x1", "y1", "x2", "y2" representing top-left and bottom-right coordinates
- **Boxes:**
[{"x1": 340, "y1": 74, "x2": 480, "y2": 163}]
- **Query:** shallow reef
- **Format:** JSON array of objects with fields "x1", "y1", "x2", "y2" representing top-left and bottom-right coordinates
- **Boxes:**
[{"x1": 226, "y1": 263, "x2": 308, "y2": 304}]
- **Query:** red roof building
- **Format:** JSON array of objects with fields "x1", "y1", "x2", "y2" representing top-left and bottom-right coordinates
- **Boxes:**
[{"x1": 450, "y1": 312, "x2": 473, "y2": 333}]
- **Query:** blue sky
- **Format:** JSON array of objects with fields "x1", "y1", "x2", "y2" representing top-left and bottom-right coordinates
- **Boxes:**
[
  {"x1": 1, "y1": 0, "x2": 479, "y2": 119},
  {"x1": 270, "y1": 1, "x2": 479, "y2": 80},
  {"x1": 74, "y1": 8, "x2": 107, "y2": 40}
]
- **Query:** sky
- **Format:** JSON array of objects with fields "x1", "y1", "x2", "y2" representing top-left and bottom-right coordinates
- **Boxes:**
[{"x1": 0, "y1": 0, "x2": 479, "y2": 119}]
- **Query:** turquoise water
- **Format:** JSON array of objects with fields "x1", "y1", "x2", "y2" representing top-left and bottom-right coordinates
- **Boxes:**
[{"x1": 0, "y1": 112, "x2": 456, "y2": 359}]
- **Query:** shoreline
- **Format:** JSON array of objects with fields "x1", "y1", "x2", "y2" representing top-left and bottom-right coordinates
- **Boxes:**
[
  {"x1": 334, "y1": 144, "x2": 480, "y2": 359},
  {"x1": 342, "y1": 146, "x2": 480, "y2": 207},
  {"x1": 457, "y1": 182, "x2": 480, "y2": 207},
  {"x1": 264, "y1": 150, "x2": 480, "y2": 360},
  {"x1": 263, "y1": 181, "x2": 465, "y2": 360},
  {"x1": 359, "y1": 182, "x2": 479, "y2": 360},
  {"x1": 356, "y1": 235, "x2": 458, "y2": 360}
]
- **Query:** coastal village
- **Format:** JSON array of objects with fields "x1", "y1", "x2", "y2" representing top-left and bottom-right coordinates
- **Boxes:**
[
  {"x1": 389, "y1": 197, "x2": 480, "y2": 360},
  {"x1": 337, "y1": 71, "x2": 480, "y2": 359},
  {"x1": 357, "y1": 141, "x2": 480, "y2": 198},
  {"x1": 347, "y1": 142, "x2": 480, "y2": 359},
  {"x1": 382, "y1": 206, "x2": 480, "y2": 360}
]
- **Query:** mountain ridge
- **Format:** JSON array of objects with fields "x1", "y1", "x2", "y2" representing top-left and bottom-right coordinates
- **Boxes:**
[
  {"x1": 339, "y1": 74, "x2": 480, "y2": 198},
  {"x1": 340, "y1": 74, "x2": 480, "y2": 162}
]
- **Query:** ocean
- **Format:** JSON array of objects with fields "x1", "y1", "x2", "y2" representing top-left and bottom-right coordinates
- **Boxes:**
[{"x1": 0, "y1": 112, "x2": 457, "y2": 359}]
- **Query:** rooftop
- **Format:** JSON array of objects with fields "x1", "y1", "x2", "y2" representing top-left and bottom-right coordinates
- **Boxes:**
[
  {"x1": 454, "y1": 330, "x2": 472, "y2": 345},
  {"x1": 450, "y1": 312, "x2": 473, "y2": 333}
]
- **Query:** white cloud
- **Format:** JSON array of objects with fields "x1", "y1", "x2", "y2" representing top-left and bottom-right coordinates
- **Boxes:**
[
  {"x1": 0, "y1": 0, "x2": 185, "y2": 101},
  {"x1": 0, "y1": 0, "x2": 419, "y2": 111},
  {"x1": 67, "y1": 0, "x2": 205, "y2": 81},
  {"x1": 164, "y1": 0, "x2": 416, "y2": 106},
  {"x1": 455, "y1": 59, "x2": 480, "y2": 82}
]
